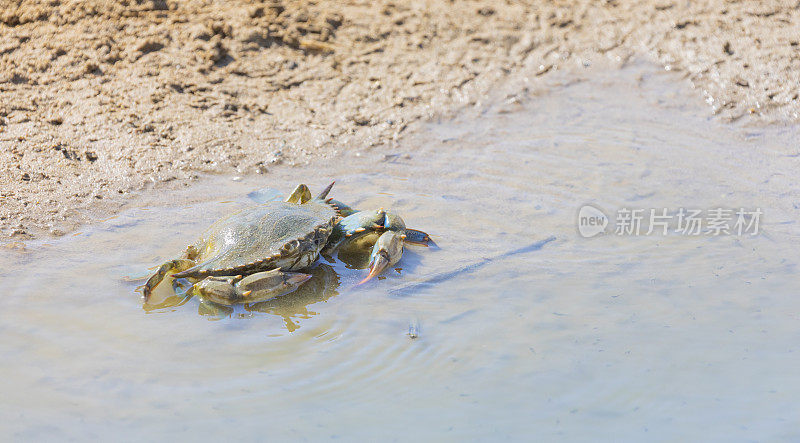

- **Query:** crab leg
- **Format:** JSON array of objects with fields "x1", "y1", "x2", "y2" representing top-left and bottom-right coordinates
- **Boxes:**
[
  {"x1": 325, "y1": 198, "x2": 357, "y2": 217},
  {"x1": 327, "y1": 208, "x2": 401, "y2": 248},
  {"x1": 403, "y1": 228, "x2": 437, "y2": 247},
  {"x1": 194, "y1": 270, "x2": 312, "y2": 305},
  {"x1": 142, "y1": 258, "x2": 195, "y2": 300}
]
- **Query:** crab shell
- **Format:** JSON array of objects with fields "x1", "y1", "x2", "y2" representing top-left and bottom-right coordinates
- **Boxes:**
[{"x1": 172, "y1": 199, "x2": 339, "y2": 279}]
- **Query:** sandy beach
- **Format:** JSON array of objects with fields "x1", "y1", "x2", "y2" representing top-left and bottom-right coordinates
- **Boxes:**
[{"x1": 1, "y1": 0, "x2": 798, "y2": 239}]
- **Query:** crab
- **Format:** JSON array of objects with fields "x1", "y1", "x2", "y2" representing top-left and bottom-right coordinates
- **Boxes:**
[{"x1": 142, "y1": 182, "x2": 434, "y2": 305}]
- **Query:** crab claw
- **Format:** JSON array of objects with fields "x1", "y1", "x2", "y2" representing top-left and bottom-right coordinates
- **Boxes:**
[
  {"x1": 404, "y1": 228, "x2": 437, "y2": 248},
  {"x1": 196, "y1": 270, "x2": 312, "y2": 305},
  {"x1": 143, "y1": 258, "x2": 195, "y2": 301},
  {"x1": 359, "y1": 252, "x2": 390, "y2": 285},
  {"x1": 358, "y1": 231, "x2": 404, "y2": 285}
]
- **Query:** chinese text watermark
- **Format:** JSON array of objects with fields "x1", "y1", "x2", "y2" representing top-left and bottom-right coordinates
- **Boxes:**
[{"x1": 577, "y1": 205, "x2": 761, "y2": 238}]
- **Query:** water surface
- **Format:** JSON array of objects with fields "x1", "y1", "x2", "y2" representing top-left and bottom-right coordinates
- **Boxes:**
[{"x1": 2, "y1": 61, "x2": 799, "y2": 440}]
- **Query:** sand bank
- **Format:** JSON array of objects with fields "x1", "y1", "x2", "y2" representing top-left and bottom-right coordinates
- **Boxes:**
[{"x1": 1, "y1": 0, "x2": 798, "y2": 238}]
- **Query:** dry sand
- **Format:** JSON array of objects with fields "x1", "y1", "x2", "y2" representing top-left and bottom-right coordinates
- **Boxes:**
[{"x1": 1, "y1": 0, "x2": 799, "y2": 239}]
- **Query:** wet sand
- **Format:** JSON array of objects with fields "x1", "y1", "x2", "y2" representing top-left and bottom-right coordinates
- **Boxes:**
[{"x1": 1, "y1": 0, "x2": 799, "y2": 239}]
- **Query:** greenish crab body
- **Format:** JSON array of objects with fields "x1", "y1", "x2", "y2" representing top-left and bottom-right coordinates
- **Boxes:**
[{"x1": 173, "y1": 200, "x2": 338, "y2": 279}]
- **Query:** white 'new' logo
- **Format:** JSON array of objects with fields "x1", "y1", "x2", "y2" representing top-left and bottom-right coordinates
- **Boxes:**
[{"x1": 577, "y1": 205, "x2": 608, "y2": 238}]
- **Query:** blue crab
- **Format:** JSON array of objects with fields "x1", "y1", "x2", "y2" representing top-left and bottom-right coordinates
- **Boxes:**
[{"x1": 142, "y1": 182, "x2": 434, "y2": 305}]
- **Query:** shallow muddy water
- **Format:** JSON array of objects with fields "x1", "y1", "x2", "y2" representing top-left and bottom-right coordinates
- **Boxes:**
[{"x1": 2, "y1": 62, "x2": 799, "y2": 440}]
